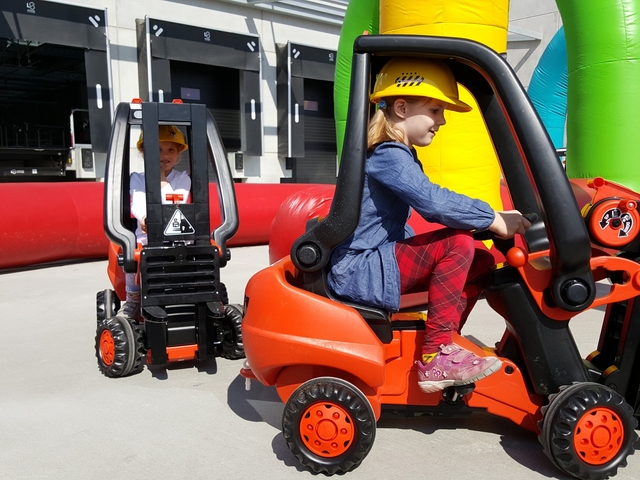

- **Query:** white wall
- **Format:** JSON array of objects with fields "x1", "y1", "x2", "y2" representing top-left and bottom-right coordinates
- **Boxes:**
[{"x1": 507, "y1": 0, "x2": 562, "y2": 89}]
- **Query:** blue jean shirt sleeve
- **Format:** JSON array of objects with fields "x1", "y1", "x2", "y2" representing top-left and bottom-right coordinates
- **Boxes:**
[{"x1": 367, "y1": 143, "x2": 496, "y2": 231}]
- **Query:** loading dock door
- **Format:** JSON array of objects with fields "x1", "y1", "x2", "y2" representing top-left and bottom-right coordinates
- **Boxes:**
[
  {"x1": 277, "y1": 42, "x2": 337, "y2": 184},
  {"x1": 0, "y1": 0, "x2": 113, "y2": 178},
  {"x1": 171, "y1": 62, "x2": 241, "y2": 152},
  {"x1": 300, "y1": 79, "x2": 336, "y2": 183},
  {"x1": 137, "y1": 18, "x2": 262, "y2": 157}
]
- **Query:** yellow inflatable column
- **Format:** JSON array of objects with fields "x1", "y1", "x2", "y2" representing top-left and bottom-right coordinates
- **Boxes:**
[{"x1": 380, "y1": 0, "x2": 509, "y2": 211}]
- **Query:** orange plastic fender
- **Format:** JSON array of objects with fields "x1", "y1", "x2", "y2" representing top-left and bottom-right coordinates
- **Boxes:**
[{"x1": 241, "y1": 257, "x2": 387, "y2": 391}]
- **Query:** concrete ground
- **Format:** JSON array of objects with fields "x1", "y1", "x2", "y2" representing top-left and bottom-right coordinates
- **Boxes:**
[{"x1": 1, "y1": 245, "x2": 639, "y2": 479}]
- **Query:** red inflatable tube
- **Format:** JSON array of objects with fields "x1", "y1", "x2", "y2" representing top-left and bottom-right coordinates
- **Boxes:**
[
  {"x1": 0, "y1": 180, "x2": 596, "y2": 271},
  {"x1": 218, "y1": 183, "x2": 324, "y2": 247},
  {"x1": 0, "y1": 182, "x2": 322, "y2": 270},
  {"x1": 0, "y1": 182, "x2": 108, "y2": 270},
  {"x1": 268, "y1": 183, "x2": 522, "y2": 265},
  {"x1": 267, "y1": 180, "x2": 600, "y2": 265}
]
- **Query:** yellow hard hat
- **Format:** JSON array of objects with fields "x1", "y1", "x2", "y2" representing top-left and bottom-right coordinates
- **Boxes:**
[
  {"x1": 137, "y1": 125, "x2": 188, "y2": 152},
  {"x1": 370, "y1": 58, "x2": 472, "y2": 113}
]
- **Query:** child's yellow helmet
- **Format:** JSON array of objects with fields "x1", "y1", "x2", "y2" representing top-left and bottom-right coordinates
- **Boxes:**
[
  {"x1": 137, "y1": 125, "x2": 189, "y2": 152},
  {"x1": 370, "y1": 57, "x2": 472, "y2": 113}
]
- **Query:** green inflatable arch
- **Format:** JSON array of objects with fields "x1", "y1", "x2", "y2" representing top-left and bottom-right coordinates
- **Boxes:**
[
  {"x1": 334, "y1": 0, "x2": 378, "y2": 159},
  {"x1": 557, "y1": 0, "x2": 640, "y2": 191}
]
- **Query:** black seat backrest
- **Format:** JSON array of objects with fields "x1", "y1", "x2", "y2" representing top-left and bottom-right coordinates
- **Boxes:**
[{"x1": 300, "y1": 256, "x2": 393, "y2": 344}]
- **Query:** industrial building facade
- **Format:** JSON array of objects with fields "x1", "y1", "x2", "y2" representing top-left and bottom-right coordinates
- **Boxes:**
[{"x1": 0, "y1": 0, "x2": 559, "y2": 183}]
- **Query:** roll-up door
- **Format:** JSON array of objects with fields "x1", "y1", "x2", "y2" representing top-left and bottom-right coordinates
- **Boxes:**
[
  {"x1": 136, "y1": 18, "x2": 262, "y2": 157},
  {"x1": 84, "y1": 50, "x2": 110, "y2": 154},
  {"x1": 277, "y1": 42, "x2": 337, "y2": 184},
  {"x1": 0, "y1": 0, "x2": 112, "y2": 180}
]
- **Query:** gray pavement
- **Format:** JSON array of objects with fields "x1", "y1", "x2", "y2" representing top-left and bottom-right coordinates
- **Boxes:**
[{"x1": 1, "y1": 245, "x2": 639, "y2": 479}]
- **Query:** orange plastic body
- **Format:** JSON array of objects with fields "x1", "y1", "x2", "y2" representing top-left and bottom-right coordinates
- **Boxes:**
[
  {"x1": 502, "y1": 178, "x2": 640, "y2": 321},
  {"x1": 242, "y1": 177, "x2": 640, "y2": 442},
  {"x1": 241, "y1": 257, "x2": 542, "y2": 432},
  {"x1": 166, "y1": 345, "x2": 198, "y2": 362},
  {"x1": 504, "y1": 247, "x2": 640, "y2": 321}
]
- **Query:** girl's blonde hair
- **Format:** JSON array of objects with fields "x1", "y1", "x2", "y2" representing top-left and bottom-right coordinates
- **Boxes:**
[{"x1": 367, "y1": 96, "x2": 432, "y2": 151}]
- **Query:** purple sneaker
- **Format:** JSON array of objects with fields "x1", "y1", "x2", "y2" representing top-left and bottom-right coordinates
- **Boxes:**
[
  {"x1": 415, "y1": 343, "x2": 502, "y2": 394},
  {"x1": 119, "y1": 301, "x2": 141, "y2": 321}
]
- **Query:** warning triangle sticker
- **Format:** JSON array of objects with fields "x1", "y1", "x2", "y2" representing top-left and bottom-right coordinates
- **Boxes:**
[{"x1": 164, "y1": 209, "x2": 195, "y2": 236}]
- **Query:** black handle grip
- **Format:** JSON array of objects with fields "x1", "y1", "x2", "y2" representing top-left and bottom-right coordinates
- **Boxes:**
[{"x1": 472, "y1": 212, "x2": 537, "y2": 242}]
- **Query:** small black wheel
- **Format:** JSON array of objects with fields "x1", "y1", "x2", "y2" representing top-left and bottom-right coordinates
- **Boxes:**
[
  {"x1": 219, "y1": 304, "x2": 244, "y2": 360},
  {"x1": 96, "y1": 289, "x2": 121, "y2": 322},
  {"x1": 282, "y1": 377, "x2": 376, "y2": 475},
  {"x1": 95, "y1": 316, "x2": 144, "y2": 378},
  {"x1": 539, "y1": 382, "x2": 638, "y2": 480},
  {"x1": 217, "y1": 282, "x2": 229, "y2": 305}
]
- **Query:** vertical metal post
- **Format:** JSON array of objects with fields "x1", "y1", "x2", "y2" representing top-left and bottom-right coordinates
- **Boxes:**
[
  {"x1": 145, "y1": 15, "x2": 154, "y2": 101},
  {"x1": 104, "y1": 8, "x2": 115, "y2": 122},
  {"x1": 287, "y1": 42, "x2": 292, "y2": 158}
]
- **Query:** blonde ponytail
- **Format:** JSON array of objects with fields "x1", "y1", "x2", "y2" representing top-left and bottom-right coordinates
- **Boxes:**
[{"x1": 367, "y1": 104, "x2": 405, "y2": 150}]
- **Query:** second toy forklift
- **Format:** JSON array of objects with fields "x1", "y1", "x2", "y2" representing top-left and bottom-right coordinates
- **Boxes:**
[{"x1": 95, "y1": 99, "x2": 243, "y2": 377}]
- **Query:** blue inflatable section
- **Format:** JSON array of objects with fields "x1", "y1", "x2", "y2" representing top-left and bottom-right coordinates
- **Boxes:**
[{"x1": 527, "y1": 27, "x2": 568, "y2": 150}]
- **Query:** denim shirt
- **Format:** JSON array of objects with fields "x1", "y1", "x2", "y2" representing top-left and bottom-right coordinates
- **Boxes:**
[{"x1": 327, "y1": 142, "x2": 496, "y2": 312}]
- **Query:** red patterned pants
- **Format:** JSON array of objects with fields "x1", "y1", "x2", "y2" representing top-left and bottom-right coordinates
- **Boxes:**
[{"x1": 395, "y1": 229, "x2": 494, "y2": 352}]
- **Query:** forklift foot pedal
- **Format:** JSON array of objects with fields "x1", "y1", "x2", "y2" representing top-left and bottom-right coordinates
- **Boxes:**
[{"x1": 443, "y1": 383, "x2": 476, "y2": 404}]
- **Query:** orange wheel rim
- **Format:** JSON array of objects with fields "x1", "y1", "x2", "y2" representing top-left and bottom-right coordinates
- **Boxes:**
[
  {"x1": 299, "y1": 402, "x2": 355, "y2": 458},
  {"x1": 99, "y1": 330, "x2": 115, "y2": 366},
  {"x1": 573, "y1": 407, "x2": 624, "y2": 465}
]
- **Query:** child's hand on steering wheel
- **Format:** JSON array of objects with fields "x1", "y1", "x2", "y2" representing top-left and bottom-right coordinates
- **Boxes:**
[{"x1": 489, "y1": 210, "x2": 531, "y2": 239}]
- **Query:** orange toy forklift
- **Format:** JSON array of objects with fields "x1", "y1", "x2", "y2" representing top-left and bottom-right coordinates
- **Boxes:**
[
  {"x1": 240, "y1": 35, "x2": 640, "y2": 479},
  {"x1": 95, "y1": 99, "x2": 243, "y2": 377}
]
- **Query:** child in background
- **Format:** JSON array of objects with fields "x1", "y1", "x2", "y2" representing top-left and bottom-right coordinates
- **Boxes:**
[
  {"x1": 120, "y1": 125, "x2": 191, "y2": 319},
  {"x1": 327, "y1": 57, "x2": 530, "y2": 393}
]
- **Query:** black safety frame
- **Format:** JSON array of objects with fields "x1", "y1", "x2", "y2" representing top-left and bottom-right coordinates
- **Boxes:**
[
  {"x1": 103, "y1": 101, "x2": 239, "y2": 273},
  {"x1": 292, "y1": 34, "x2": 595, "y2": 313}
]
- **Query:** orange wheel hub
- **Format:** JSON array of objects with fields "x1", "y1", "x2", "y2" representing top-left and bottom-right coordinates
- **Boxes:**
[
  {"x1": 574, "y1": 407, "x2": 624, "y2": 465},
  {"x1": 299, "y1": 402, "x2": 355, "y2": 458},
  {"x1": 99, "y1": 330, "x2": 115, "y2": 366}
]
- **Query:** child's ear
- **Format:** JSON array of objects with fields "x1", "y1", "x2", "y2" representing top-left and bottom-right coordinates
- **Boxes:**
[{"x1": 393, "y1": 98, "x2": 408, "y2": 118}]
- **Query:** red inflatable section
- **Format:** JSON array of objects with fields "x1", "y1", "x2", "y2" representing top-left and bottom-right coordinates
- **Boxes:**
[
  {"x1": 216, "y1": 183, "x2": 322, "y2": 246},
  {"x1": 0, "y1": 180, "x2": 596, "y2": 270},
  {"x1": 0, "y1": 182, "x2": 108, "y2": 270},
  {"x1": 268, "y1": 183, "x2": 522, "y2": 265},
  {"x1": 268, "y1": 185, "x2": 336, "y2": 264},
  {"x1": 0, "y1": 182, "x2": 321, "y2": 270}
]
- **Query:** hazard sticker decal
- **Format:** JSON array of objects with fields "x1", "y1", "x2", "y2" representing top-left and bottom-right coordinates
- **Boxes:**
[{"x1": 164, "y1": 209, "x2": 195, "y2": 236}]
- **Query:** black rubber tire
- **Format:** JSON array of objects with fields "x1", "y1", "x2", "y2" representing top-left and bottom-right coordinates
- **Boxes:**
[
  {"x1": 282, "y1": 377, "x2": 376, "y2": 475},
  {"x1": 95, "y1": 316, "x2": 144, "y2": 378},
  {"x1": 218, "y1": 282, "x2": 229, "y2": 305},
  {"x1": 219, "y1": 304, "x2": 244, "y2": 360},
  {"x1": 539, "y1": 382, "x2": 638, "y2": 480},
  {"x1": 96, "y1": 289, "x2": 120, "y2": 322}
]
